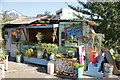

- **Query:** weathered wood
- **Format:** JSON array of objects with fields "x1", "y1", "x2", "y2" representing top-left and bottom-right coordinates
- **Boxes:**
[
  {"x1": 22, "y1": 28, "x2": 28, "y2": 41},
  {"x1": 101, "y1": 47, "x2": 119, "y2": 74}
]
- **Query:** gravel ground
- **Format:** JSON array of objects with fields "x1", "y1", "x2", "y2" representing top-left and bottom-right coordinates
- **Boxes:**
[{"x1": 3, "y1": 57, "x2": 119, "y2": 79}]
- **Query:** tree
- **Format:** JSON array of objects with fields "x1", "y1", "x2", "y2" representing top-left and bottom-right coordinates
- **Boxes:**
[
  {"x1": 0, "y1": 11, "x2": 16, "y2": 49},
  {"x1": 68, "y1": 0, "x2": 120, "y2": 48}
]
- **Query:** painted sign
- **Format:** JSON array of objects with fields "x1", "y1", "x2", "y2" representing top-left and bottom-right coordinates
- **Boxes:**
[
  {"x1": 56, "y1": 58, "x2": 76, "y2": 75},
  {"x1": 65, "y1": 24, "x2": 82, "y2": 39}
]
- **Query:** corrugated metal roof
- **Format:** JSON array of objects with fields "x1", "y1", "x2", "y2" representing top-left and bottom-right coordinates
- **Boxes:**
[{"x1": 5, "y1": 16, "x2": 47, "y2": 24}]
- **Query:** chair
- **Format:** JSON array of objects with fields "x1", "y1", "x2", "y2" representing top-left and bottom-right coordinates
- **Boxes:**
[{"x1": 86, "y1": 53, "x2": 105, "y2": 78}]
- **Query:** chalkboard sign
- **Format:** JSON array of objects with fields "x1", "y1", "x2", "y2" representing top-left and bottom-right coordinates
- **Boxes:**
[{"x1": 65, "y1": 24, "x2": 82, "y2": 39}]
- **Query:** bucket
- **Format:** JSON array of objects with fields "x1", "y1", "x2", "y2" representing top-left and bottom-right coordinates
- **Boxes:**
[
  {"x1": 77, "y1": 67, "x2": 84, "y2": 78},
  {"x1": 47, "y1": 61, "x2": 55, "y2": 74},
  {"x1": 104, "y1": 63, "x2": 114, "y2": 78},
  {"x1": 90, "y1": 51, "x2": 98, "y2": 63},
  {"x1": 16, "y1": 55, "x2": 21, "y2": 63}
]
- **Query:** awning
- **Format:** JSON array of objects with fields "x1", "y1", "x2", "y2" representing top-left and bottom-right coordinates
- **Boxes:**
[{"x1": 18, "y1": 24, "x2": 58, "y2": 28}]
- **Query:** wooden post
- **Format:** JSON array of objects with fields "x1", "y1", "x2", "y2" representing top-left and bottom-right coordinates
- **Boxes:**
[
  {"x1": 22, "y1": 28, "x2": 28, "y2": 41},
  {"x1": 101, "y1": 47, "x2": 119, "y2": 74},
  {"x1": 5, "y1": 55, "x2": 8, "y2": 71},
  {"x1": 2, "y1": 64, "x2": 5, "y2": 78}
]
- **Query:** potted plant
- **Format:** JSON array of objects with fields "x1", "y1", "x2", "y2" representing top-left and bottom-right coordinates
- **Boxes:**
[
  {"x1": 36, "y1": 32, "x2": 44, "y2": 59},
  {"x1": 46, "y1": 43, "x2": 58, "y2": 60},
  {"x1": 73, "y1": 62, "x2": 84, "y2": 78},
  {"x1": 65, "y1": 36, "x2": 78, "y2": 47},
  {"x1": 24, "y1": 48, "x2": 33, "y2": 58},
  {"x1": 36, "y1": 46, "x2": 44, "y2": 59},
  {"x1": 14, "y1": 49, "x2": 22, "y2": 63},
  {"x1": 66, "y1": 47, "x2": 76, "y2": 58},
  {"x1": 0, "y1": 50, "x2": 8, "y2": 64},
  {"x1": 56, "y1": 53, "x2": 64, "y2": 58}
]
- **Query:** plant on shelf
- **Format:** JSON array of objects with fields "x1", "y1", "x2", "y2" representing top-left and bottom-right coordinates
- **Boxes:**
[
  {"x1": 36, "y1": 32, "x2": 43, "y2": 44},
  {"x1": 41, "y1": 43, "x2": 58, "y2": 60},
  {"x1": 73, "y1": 62, "x2": 84, "y2": 78},
  {"x1": 14, "y1": 49, "x2": 22, "y2": 63},
  {"x1": 36, "y1": 32, "x2": 44, "y2": 58},
  {"x1": 14, "y1": 49, "x2": 22, "y2": 55},
  {"x1": 24, "y1": 48, "x2": 34, "y2": 58},
  {"x1": 56, "y1": 53, "x2": 64, "y2": 58},
  {"x1": 65, "y1": 36, "x2": 78, "y2": 47},
  {"x1": 66, "y1": 47, "x2": 77, "y2": 58},
  {"x1": 45, "y1": 43, "x2": 58, "y2": 54},
  {"x1": 73, "y1": 63, "x2": 84, "y2": 68}
]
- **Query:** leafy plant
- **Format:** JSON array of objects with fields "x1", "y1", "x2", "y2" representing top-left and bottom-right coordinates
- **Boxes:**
[
  {"x1": 14, "y1": 49, "x2": 22, "y2": 55},
  {"x1": 56, "y1": 53, "x2": 64, "y2": 58},
  {"x1": 73, "y1": 63, "x2": 84, "y2": 68},
  {"x1": 113, "y1": 53, "x2": 120, "y2": 61},
  {"x1": 65, "y1": 40, "x2": 70, "y2": 43},
  {"x1": 65, "y1": 36, "x2": 78, "y2": 44},
  {"x1": 42, "y1": 43, "x2": 58, "y2": 54},
  {"x1": 24, "y1": 48, "x2": 34, "y2": 58},
  {"x1": 68, "y1": 1, "x2": 119, "y2": 48},
  {"x1": 0, "y1": 50, "x2": 8, "y2": 60},
  {"x1": 36, "y1": 32, "x2": 43, "y2": 43},
  {"x1": 2, "y1": 30, "x2": 8, "y2": 35},
  {"x1": 66, "y1": 47, "x2": 77, "y2": 58}
]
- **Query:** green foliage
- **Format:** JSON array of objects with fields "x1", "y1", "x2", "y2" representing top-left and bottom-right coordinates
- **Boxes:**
[
  {"x1": 37, "y1": 43, "x2": 58, "y2": 54},
  {"x1": 113, "y1": 53, "x2": 120, "y2": 61},
  {"x1": 0, "y1": 50, "x2": 8, "y2": 60},
  {"x1": 66, "y1": 47, "x2": 77, "y2": 57},
  {"x1": 0, "y1": 11, "x2": 16, "y2": 23},
  {"x1": 24, "y1": 48, "x2": 34, "y2": 58},
  {"x1": 68, "y1": 1, "x2": 120, "y2": 48},
  {"x1": 45, "y1": 43, "x2": 58, "y2": 54},
  {"x1": 36, "y1": 32, "x2": 43, "y2": 42},
  {"x1": 2, "y1": 30, "x2": 8, "y2": 35},
  {"x1": 73, "y1": 63, "x2": 84, "y2": 67},
  {"x1": 65, "y1": 40, "x2": 70, "y2": 43},
  {"x1": 56, "y1": 53, "x2": 64, "y2": 58},
  {"x1": 14, "y1": 49, "x2": 22, "y2": 55}
]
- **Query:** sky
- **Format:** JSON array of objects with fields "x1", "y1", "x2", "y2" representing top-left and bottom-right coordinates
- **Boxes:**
[{"x1": 0, "y1": 0, "x2": 86, "y2": 17}]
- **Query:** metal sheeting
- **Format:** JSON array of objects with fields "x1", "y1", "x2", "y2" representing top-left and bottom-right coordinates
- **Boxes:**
[{"x1": 5, "y1": 16, "x2": 47, "y2": 24}]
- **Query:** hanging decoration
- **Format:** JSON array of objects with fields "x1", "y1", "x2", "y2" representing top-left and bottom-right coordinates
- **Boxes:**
[
  {"x1": 52, "y1": 27, "x2": 57, "y2": 42},
  {"x1": 11, "y1": 29, "x2": 21, "y2": 43}
]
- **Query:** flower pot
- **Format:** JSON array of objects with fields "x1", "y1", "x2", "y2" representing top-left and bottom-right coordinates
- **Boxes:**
[
  {"x1": 76, "y1": 67, "x2": 84, "y2": 78},
  {"x1": 16, "y1": 55, "x2": 22, "y2": 63},
  {"x1": 49, "y1": 54, "x2": 55, "y2": 60},
  {"x1": 0, "y1": 60, "x2": 5, "y2": 64},
  {"x1": 37, "y1": 51, "x2": 43, "y2": 59}
]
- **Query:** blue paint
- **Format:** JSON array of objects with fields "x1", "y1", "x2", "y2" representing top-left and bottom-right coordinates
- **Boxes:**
[{"x1": 104, "y1": 70, "x2": 112, "y2": 74}]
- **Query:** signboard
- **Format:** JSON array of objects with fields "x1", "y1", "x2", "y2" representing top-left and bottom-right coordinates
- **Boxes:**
[{"x1": 65, "y1": 24, "x2": 82, "y2": 39}]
